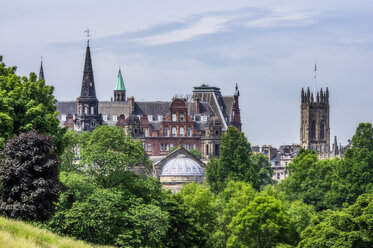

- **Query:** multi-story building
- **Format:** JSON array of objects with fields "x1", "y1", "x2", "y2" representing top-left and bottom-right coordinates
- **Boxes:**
[{"x1": 56, "y1": 40, "x2": 242, "y2": 161}]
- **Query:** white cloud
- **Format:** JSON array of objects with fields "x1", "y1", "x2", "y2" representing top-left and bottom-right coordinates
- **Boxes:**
[
  {"x1": 246, "y1": 12, "x2": 314, "y2": 28},
  {"x1": 132, "y1": 16, "x2": 229, "y2": 45}
]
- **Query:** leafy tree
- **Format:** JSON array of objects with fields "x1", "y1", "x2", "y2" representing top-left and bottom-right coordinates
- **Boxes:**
[
  {"x1": 79, "y1": 125, "x2": 152, "y2": 187},
  {"x1": 0, "y1": 130, "x2": 63, "y2": 221},
  {"x1": 206, "y1": 126, "x2": 260, "y2": 193},
  {"x1": 211, "y1": 181, "x2": 257, "y2": 247},
  {"x1": 252, "y1": 153, "x2": 275, "y2": 188},
  {"x1": 0, "y1": 58, "x2": 65, "y2": 152},
  {"x1": 299, "y1": 193, "x2": 373, "y2": 248},
  {"x1": 177, "y1": 183, "x2": 218, "y2": 245},
  {"x1": 59, "y1": 130, "x2": 80, "y2": 172},
  {"x1": 227, "y1": 195, "x2": 293, "y2": 248}
]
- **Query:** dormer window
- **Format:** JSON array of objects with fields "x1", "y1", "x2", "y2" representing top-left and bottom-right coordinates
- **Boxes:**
[
  {"x1": 201, "y1": 115, "x2": 208, "y2": 122},
  {"x1": 148, "y1": 115, "x2": 153, "y2": 122}
]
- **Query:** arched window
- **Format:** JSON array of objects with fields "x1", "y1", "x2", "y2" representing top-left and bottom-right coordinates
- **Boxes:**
[
  {"x1": 320, "y1": 122, "x2": 325, "y2": 140},
  {"x1": 310, "y1": 120, "x2": 316, "y2": 139},
  {"x1": 164, "y1": 127, "x2": 169, "y2": 137}
]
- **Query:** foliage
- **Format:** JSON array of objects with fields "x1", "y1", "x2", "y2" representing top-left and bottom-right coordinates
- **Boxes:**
[
  {"x1": 227, "y1": 195, "x2": 293, "y2": 248},
  {"x1": 206, "y1": 126, "x2": 261, "y2": 193},
  {"x1": 0, "y1": 216, "x2": 111, "y2": 248},
  {"x1": 59, "y1": 130, "x2": 79, "y2": 172},
  {"x1": 299, "y1": 193, "x2": 373, "y2": 248},
  {"x1": 0, "y1": 58, "x2": 66, "y2": 153},
  {"x1": 253, "y1": 153, "x2": 275, "y2": 188},
  {"x1": 0, "y1": 130, "x2": 63, "y2": 221},
  {"x1": 189, "y1": 148, "x2": 202, "y2": 159},
  {"x1": 79, "y1": 125, "x2": 152, "y2": 187}
]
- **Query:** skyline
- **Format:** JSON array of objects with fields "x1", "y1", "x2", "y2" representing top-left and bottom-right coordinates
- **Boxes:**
[{"x1": 1, "y1": 0, "x2": 372, "y2": 147}]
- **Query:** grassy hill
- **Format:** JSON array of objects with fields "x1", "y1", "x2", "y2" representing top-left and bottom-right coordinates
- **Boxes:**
[{"x1": 0, "y1": 216, "x2": 110, "y2": 248}]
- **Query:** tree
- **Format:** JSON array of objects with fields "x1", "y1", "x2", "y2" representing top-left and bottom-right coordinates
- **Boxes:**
[
  {"x1": 206, "y1": 126, "x2": 260, "y2": 193},
  {"x1": 0, "y1": 130, "x2": 63, "y2": 221},
  {"x1": 0, "y1": 58, "x2": 65, "y2": 152},
  {"x1": 252, "y1": 153, "x2": 275, "y2": 188},
  {"x1": 227, "y1": 195, "x2": 293, "y2": 248},
  {"x1": 79, "y1": 125, "x2": 152, "y2": 187},
  {"x1": 299, "y1": 193, "x2": 373, "y2": 248}
]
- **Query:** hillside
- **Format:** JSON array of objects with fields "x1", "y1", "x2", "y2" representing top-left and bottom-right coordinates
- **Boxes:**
[{"x1": 0, "y1": 216, "x2": 110, "y2": 248}]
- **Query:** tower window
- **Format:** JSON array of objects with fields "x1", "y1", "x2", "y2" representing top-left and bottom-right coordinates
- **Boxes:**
[
  {"x1": 320, "y1": 122, "x2": 325, "y2": 139},
  {"x1": 310, "y1": 120, "x2": 316, "y2": 139}
]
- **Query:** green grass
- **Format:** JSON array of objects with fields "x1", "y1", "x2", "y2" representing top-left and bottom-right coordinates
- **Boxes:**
[{"x1": 0, "y1": 216, "x2": 111, "y2": 248}]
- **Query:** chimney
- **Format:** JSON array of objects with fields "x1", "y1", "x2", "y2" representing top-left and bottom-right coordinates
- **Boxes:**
[
  {"x1": 195, "y1": 96, "x2": 200, "y2": 114},
  {"x1": 129, "y1": 96, "x2": 135, "y2": 113}
]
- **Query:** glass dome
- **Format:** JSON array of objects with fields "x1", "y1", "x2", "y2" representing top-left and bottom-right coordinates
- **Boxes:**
[{"x1": 161, "y1": 154, "x2": 204, "y2": 176}]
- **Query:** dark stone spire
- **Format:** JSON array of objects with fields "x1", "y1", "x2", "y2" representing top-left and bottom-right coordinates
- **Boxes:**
[
  {"x1": 80, "y1": 42, "x2": 97, "y2": 99},
  {"x1": 230, "y1": 83, "x2": 242, "y2": 131},
  {"x1": 39, "y1": 58, "x2": 45, "y2": 81}
]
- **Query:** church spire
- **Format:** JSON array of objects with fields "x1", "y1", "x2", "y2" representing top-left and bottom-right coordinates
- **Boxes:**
[
  {"x1": 38, "y1": 57, "x2": 45, "y2": 81},
  {"x1": 80, "y1": 41, "x2": 97, "y2": 99},
  {"x1": 114, "y1": 68, "x2": 126, "y2": 101}
]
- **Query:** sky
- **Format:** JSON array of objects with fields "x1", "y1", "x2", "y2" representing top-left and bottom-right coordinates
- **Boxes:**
[{"x1": 1, "y1": 0, "x2": 372, "y2": 147}]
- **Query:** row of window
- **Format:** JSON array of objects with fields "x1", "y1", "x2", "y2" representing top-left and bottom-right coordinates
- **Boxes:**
[
  {"x1": 164, "y1": 127, "x2": 192, "y2": 137},
  {"x1": 145, "y1": 143, "x2": 197, "y2": 152}
]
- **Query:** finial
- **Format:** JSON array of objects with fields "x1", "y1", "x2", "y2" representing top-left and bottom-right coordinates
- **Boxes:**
[
  {"x1": 84, "y1": 28, "x2": 91, "y2": 45},
  {"x1": 235, "y1": 82, "x2": 238, "y2": 90}
]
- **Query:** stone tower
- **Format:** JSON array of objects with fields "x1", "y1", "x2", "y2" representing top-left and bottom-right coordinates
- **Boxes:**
[
  {"x1": 114, "y1": 68, "x2": 126, "y2": 101},
  {"x1": 75, "y1": 41, "x2": 102, "y2": 132},
  {"x1": 300, "y1": 87, "x2": 330, "y2": 154}
]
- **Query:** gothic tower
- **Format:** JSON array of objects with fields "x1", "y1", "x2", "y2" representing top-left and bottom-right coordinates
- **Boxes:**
[
  {"x1": 230, "y1": 83, "x2": 242, "y2": 131},
  {"x1": 38, "y1": 59, "x2": 45, "y2": 81},
  {"x1": 300, "y1": 87, "x2": 330, "y2": 154},
  {"x1": 114, "y1": 68, "x2": 126, "y2": 101},
  {"x1": 75, "y1": 41, "x2": 102, "y2": 132}
]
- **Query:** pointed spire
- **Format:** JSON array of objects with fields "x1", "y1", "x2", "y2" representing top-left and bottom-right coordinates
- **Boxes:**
[
  {"x1": 38, "y1": 57, "x2": 45, "y2": 81},
  {"x1": 80, "y1": 41, "x2": 97, "y2": 98},
  {"x1": 234, "y1": 82, "x2": 239, "y2": 96},
  {"x1": 114, "y1": 68, "x2": 126, "y2": 91}
]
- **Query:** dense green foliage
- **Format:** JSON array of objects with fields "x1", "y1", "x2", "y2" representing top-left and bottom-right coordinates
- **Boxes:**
[
  {"x1": 0, "y1": 58, "x2": 65, "y2": 153},
  {"x1": 0, "y1": 130, "x2": 63, "y2": 221},
  {"x1": 206, "y1": 126, "x2": 273, "y2": 193}
]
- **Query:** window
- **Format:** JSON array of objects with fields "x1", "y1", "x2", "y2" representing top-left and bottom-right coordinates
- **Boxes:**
[
  {"x1": 310, "y1": 120, "x2": 316, "y2": 139},
  {"x1": 148, "y1": 115, "x2": 153, "y2": 122},
  {"x1": 61, "y1": 115, "x2": 66, "y2": 121},
  {"x1": 147, "y1": 144, "x2": 151, "y2": 152},
  {"x1": 164, "y1": 127, "x2": 169, "y2": 137},
  {"x1": 187, "y1": 127, "x2": 192, "y2": 137},
  {"x1": 172, "y1": 127, "x2": 177, "y2": 137},
  {"x1": 206, "y1": 144, "x2": 209, "y2": 155},
  {"x1": 158, "y1": 115, "x2": 163, "y2": 121},
  {"x1": 214, "y1": 144, "x2": 220, "y2": 156},
  {"x1": 170, "y1": 144, "x2": 174, "y2": 150},
  {"x1": 160, "y1": 144, "x2": 164, "y2": 151},
  {"x1": 180, "y1": 113, "x2": 184, "y2": 121},
  {"x1": 201, "y1": 115, "x2": 208, "y2": 122},
  {"x1": 145, "y1": 128, "x2": 149, "y2": 137},
  {"x1": 165, "y1": 144, "x2": 169, "y2": 151},
  {"x1": 103, "y1": 115, "x2": 108, "y2": 121},
  {"x1": 172, "y1": 113, "x2": 177, "y2": 121},
  {"x1": 193, "y1": 144, "x2": 196, "y2": 149},
  {"x1": 320, "y1": 122, "x2": 325, "y2": 139},
  {"x1": 277, "y1": 173, "x2": 281, "y2": 180},
  {"x1": 91, "y1": 107, "x2": 94, "y2": 115},
  {"x1": 180, "y1": 127, "x2": 184, "y2": 137},
  {"x1": 113, "y1": 115, "x2": 118, "y2": 121},
  {"x1": 188, "y1": 144, "x2": 191, "y2": 150},
  {"x1": 84, "y1": 107, "x2": 88, "y2": 115}
]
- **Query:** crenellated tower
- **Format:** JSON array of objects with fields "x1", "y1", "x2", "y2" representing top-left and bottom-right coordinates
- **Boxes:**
[
  {"x1": 300, "y1": 87, "x2": 330, "y2": 154},
  {"x1": 114, "y1": 68, "x2": 126, "y2": 101},
  {"x1": 75, "y1": 40, "x2": 102, "y2": 132}
]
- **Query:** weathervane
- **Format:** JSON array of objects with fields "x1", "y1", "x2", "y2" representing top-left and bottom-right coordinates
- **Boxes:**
[{"x1": 84, "y1": 28, "x2": 91, "y2": 45}]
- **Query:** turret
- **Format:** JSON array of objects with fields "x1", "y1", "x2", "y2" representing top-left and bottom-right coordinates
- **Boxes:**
[{"x1": 114, "y1": 68, "x2": 126, "y2": 101}]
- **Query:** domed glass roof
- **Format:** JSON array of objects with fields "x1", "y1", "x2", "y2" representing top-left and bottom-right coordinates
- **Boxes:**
[{"x1": 161, "y1": 154, "x2": 204, "y2": 176}]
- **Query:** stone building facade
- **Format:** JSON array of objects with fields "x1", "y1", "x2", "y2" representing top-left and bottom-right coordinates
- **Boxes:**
[{"x1": 56, "y1": 41, "x2": 242, "y2": 161}]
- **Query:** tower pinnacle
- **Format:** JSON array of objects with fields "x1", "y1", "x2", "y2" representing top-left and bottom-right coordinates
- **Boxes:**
[{"x1": 38, "y1": 57, "x2": 45, "y2": 81}]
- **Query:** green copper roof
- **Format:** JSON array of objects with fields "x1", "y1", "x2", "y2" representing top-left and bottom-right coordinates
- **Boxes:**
[{"x1": 114, "y1": 69, "x2": 125, "y2": 91}]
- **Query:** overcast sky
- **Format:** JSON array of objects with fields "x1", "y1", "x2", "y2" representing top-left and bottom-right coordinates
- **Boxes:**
[{"x1": 1, "y1": 0, "x2": 372, "y2": 147}]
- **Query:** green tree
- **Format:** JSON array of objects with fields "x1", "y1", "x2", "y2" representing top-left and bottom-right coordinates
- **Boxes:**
[
  {"x1": 227, "y1": 195, "x2": 293, "y2": 248},
  {"x1": 252, "y1": 153, "x2": 275, "y2": 188},
  {"x1": 206, "y1": 126, "x2": 260, "y2": 193},
  {"x1": 0, "y1": 58, "x2": 65, "y2": 152},
  {"x1": 79, "y1": 125, "x2": 151, "y2": 187},
  {"x1": 299, "y1": 193, "x2": 373, "y2": 248},
  {"x1": 0, "y1": 130, "x2": 64, "y2": 221}
]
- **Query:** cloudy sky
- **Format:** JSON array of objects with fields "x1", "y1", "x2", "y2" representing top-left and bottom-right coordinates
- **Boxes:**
[{"x1": 1, "y1": 0, "x2": 372, "y2": 147}]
